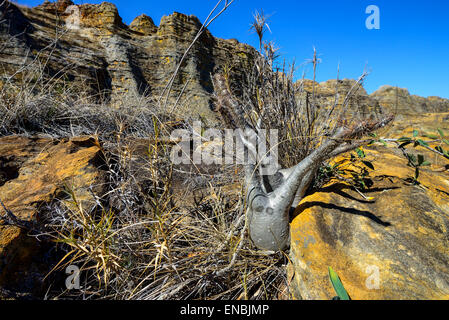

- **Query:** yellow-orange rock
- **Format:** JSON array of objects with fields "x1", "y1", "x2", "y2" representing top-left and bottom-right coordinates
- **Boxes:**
[
  {"x1": 387, "y1": 112, "x2": 449, "y2": 139},
  {"x1": 129, "y1": 14, "x2": 157, "y2": 35},
  {"x1": 0, "y1": 135, "x2": 106, "y2": 293},
  {"x1": 289, "y1": 146, "x2": 449, "y2": 300}
]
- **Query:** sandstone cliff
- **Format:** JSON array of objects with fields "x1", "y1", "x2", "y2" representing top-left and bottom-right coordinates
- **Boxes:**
[
  {"x1": 372, "y1": 85, "x2": 449, "y2": 115},
  {"x1": 1, "y1": 0, "x2": 447, "y2": 126},
  {"x1": 0, "y1": 0, "x2": 257, "y2": 123},
  {"x1": 0, "y1": 1, "x2": 448, "y2": 300},
  {"x1": 289, "y1": 146, "x2": 449, "y2": 299}
]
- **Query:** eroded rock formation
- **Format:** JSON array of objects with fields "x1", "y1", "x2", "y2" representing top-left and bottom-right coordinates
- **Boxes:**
[
  {"x1": 297, "y1": 79, "x2": 449, "y2": 119},
  {"x1": 1, "y1": 0, "x2": 448, "y2": 300},
  {"x1": 0, "y1": 0, "x2": 257, "y2": 123},
  {"x1": 2, "y1": 0, "x2": 447, "y2": 125}
]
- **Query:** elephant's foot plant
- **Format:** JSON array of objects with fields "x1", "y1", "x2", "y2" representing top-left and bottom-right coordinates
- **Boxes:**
[{"x1": 213, "y1": 72, "x2": 394, "y2": 252}]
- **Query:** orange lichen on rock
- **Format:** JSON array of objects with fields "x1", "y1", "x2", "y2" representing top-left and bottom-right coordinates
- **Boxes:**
[
  {"x1": 0, "y1": 136, "x2": 106, "y2": 290},
  {"x1": 289, "y1": 146, "x2": 449, "y2": 300}
]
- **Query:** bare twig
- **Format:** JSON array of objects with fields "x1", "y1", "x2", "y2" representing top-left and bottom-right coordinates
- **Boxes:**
[
  {"x1": 0, "y1": 197, "x2": 35, "y2": 230},
  {"x1": 160, "y1": 0, "x2": 235, "y2": 112}
]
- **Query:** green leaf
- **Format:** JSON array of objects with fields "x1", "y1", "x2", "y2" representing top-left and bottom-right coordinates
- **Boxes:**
[
  {"x1": 359, "y1": 180, "x2": 367, "y2": 189},
  {"x1": 443, "y1": 139, "x2": 449, "y2": 146},
  {"x1": 418, "y1": 154, "x2": 425, "y2": 166},
  {"x1": 398, "y1": 137, "x2": 412, "y2": 142},
  {"x1": 413, "y1": 130, "x2": 419, "y2": 138},
  {"x1": 399, "y1": 141, "x2": 412, "y2": 148},
  {"x1": 417, "y1": 139, "x2": 429, "y2": 147},
  {"x1": 423, "y1": 133, "x2": 439, "y2": 140},
  {"x1": 379, "y1": 139, "x2": 387, "y2": 147},
  {"x1": 328, "y1": 267, "x2": 350, "y2": 300},
  {"x1": 407, "y1": 153, "x2": 417, "y2": 165},
  {"x1": 437, "y1": 128, "x2": 445, "y2": 139},
  {"x1": 362, "y1": 161, "x2": 375, "y2": 170},
  {"x1": 421, "y1": 161, "x2": 431, "y2": 166},
  {"x1": 356, "y1": 148, "x2": 365, "y2": 159}
]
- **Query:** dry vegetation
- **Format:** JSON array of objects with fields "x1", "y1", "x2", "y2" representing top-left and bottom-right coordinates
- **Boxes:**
[
  {"x1": 0, "y1": 1, "x2": 390, "y2": 300},
  {"x1": 5, "y1": 2, "x2": 445, "y2": 300},
  {"x1": 0, "y1": 49, "x2": 289, "y2": 300},
  {"x1": 0, "y1": 2, "x2": 292, "y2": 300}
]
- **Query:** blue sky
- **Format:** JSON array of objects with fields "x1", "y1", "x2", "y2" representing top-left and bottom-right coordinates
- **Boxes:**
[{"x1": 15, "y1": 0, "x2": 449, "y2": 98}]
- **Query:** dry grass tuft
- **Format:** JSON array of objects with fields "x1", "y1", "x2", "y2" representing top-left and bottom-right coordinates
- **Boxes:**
[
  {"x1": 0, "y1": 4, "x2": 389, "y2": 301},
  {"x1": 39, "y1": 131, "x2": 288, "y2": 300},
  {"x1": 0, "y1": 49, "x2": 288, "y2": 299}
]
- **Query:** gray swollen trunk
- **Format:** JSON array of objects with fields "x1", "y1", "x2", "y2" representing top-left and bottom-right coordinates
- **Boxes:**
[
  {"x1": 245, "y1": 128, "x2": 347, "y2": 251},
  {"x1": 212, "y1": 73, "x2": 394, "y2": 252}
]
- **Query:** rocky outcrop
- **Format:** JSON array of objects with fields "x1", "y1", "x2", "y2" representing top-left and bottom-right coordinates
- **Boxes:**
[
  {"x1": 296, "y1": 79, "x2": 384, "y2": 119},
  {"x1": 1, "y1": 0, "x2": 446, "y2": 124},
  {"x1": 0, "y1": 136, "x2": 106, "y2": 295},
  {"x1": 288, "y1": 146, "x2": 449, "y2": 300},
  {"x1": 0, "y1": 0, "x2": 257, "y2": 124},
  {"x1": 371, "y1": 85, "x2": 449, "y2": 114},
  {"x1": 297, "y1": 79, "x2": 449, "y2": 119},
  {"x1": 386, "y1": 111, "x2": 449, "y2": 139},
  {"x1": 129, "y1": 14, "x2": 157, "y2": 35}
]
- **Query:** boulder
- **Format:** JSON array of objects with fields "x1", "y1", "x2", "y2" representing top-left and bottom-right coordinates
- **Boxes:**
[
  {"x1": 288, "y1": 146, "x2": 449, "y2": 300},
  {"x1": 0, "y1": 135, "x2": 106, "y2": 295},
  {"x1": 0, "y1": 1, "x2": 257, "y2": 124}
]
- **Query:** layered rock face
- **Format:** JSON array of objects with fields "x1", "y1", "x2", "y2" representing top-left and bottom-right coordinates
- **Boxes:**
[
  {"x1": 372, "y1": 85, "x2": 449, "y2": 115},
  {"x1": 1, "y1": 0, "x2": 448, "y2": 300},
  {"x1": 0, "y1": 0, "x2": 256, "y2": 123},
  {"x1": 296, "y1": 79, "x2": 384, "y2": 119},
  {"x1": 297, "y1": 79, "x2": 449, "y2": 119},
  {"x1": 1, "y1": 0, "x2": 447, "y2": 124}
]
